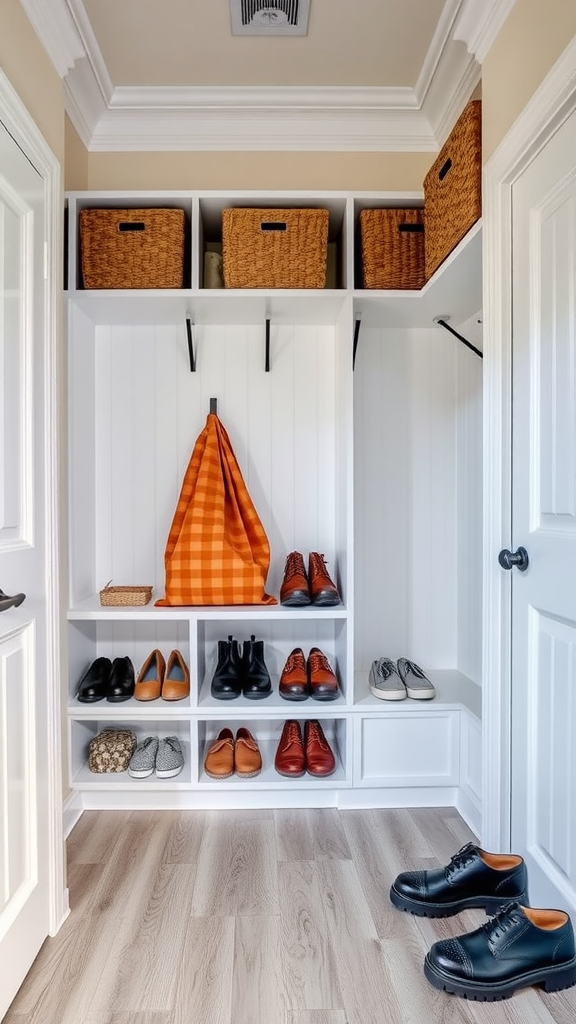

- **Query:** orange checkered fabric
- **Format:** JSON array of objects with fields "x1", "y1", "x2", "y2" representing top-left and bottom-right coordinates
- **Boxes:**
[{"x1": 156, "y1": 413, "x2": 276, "y2": 606}]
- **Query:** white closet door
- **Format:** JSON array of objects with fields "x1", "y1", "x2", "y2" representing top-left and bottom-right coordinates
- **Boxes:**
[
  {"x1": 510, "y1": 107, "x2": 576, "y2": 912},
  {"x1": 0, "y1": 118, "x2": 53, "y2": 1017}
]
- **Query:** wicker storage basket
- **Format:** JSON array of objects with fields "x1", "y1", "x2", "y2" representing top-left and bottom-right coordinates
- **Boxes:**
[
  {"x1": 424, "y1": 99, "x2": 481, "y2": 280},
  {"x1": 99, "y1": 585, "x2": 153, "y2": 607},
  {"x1": 79, "y1": 208, "x2": 186, "y2": 289},
  {"x1": 222, "y1": 208, "x2": 329, "y2": 288},
  {"x1": 359, "y1": 208, "x2": 425, "y2": 289}
]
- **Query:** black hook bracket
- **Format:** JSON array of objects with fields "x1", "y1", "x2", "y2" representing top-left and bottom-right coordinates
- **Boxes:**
[
  {"x1": 434, "y1": 316, "x2": 483, "y2": 359},
  {"x1": 265, "y1": 318, "x2": 271, "y2": 372},
  {"x1": 186, "y1": 317, "x2": 196, "y2": 371},
  {"x1": 210, "y1": 397, "x2": 217, "y2": 415},
  {"x1": 352, "y1": 315, "x2": 362, "y2": 370}
]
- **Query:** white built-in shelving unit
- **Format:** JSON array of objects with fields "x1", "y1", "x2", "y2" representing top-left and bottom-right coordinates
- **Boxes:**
[{"x1": 65, "y1": 191, "x2": 483, "y2": 828}]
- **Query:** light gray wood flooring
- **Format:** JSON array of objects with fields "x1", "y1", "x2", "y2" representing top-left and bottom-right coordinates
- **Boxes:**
[{"x1": 5, "y1": 807, "x2": 576, "y2": 1024}]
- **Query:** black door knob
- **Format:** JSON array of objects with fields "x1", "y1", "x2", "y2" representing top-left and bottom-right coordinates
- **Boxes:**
[{"x1": 498, "y1": 547, "x2": 529, "y2": 572}]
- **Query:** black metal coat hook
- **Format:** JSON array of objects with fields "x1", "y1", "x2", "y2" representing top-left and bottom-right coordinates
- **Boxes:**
[
  {"x1": 186, "y1": 317, "x2": 196, "y2": 371},
  {"x1": 352, "y1": 316, "x2": 362, "y2": 370},
  {"x1": 434, "y1": 317, "x2": 483, "y2": 359},
  {"x1": 210, "y1": 397, "x2": 217, "y2": 415},
  {"x1": 265, "y1": 318, "x2": 271, "y2": 372}
]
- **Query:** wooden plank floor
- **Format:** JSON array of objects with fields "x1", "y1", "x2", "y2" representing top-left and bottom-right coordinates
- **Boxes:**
[{"x1": 5, "y1": 807, "x2": 576, "y2": 1024}]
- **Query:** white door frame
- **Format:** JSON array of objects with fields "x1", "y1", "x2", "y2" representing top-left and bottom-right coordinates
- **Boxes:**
[
  {"x1": 482, "y1": 35, "x2": 576, "y2": 852},
  {"x1": 0, "y1": 68, "x2": 68, "y2": 933}
]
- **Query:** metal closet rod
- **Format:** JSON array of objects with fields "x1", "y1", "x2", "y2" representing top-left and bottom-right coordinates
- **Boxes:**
[{"x1": 435, "y1": 317, "x2": 483, "y2": 359}]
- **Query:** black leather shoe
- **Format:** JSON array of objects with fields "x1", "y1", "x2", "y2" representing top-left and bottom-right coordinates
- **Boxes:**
[
  {"x1": 390, "y1": 842, "x2": 528, "y2": 917},
  {"x1": 211, "y1": 635, "x2": 242, "y2": 699},
  {"x1": 242, "y1": 634, "x2": 272, "y2": 699},
  {"x1": 76, "y1": 656, "x2": 112, "y2": 702},
  {"x1": 106, "y1": 655, "x2": 135, "y2": 702},
  {"x1": 424, "y1": 902, "x2": 576, "y2": 1000}
]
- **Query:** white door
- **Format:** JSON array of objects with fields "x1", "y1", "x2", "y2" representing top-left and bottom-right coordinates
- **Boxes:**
[
  {"x1": 0, "y1": 118, "x2": 55, "y2": 1016},
  {"x1": 510, "y1": 107, "x2": 576, "y2": 912}
]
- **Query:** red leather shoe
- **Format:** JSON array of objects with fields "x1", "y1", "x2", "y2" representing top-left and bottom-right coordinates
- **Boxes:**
[
  {"x1": 280, "y1": 551, "x2": 311, "y2": 606},
  {"x1": 279, "y1": 648, "x2": 309, "y2": 701},
  {"x1": 304, "y1": 719, "x2": 336, "y2": 777},
  {"x1": 274, "y1": 720, "x2": 306, "y2": 777},
  {"x1": 307, "y1": 647, "x2": 339, "y2": 701},
  {"x1": 308, "y1": 552, "x2": 340, "y2": 606}
]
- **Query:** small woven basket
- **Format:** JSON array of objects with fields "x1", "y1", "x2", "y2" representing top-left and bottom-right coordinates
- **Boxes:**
[
  {"x1": 99, "y1": 585, "x2": 153, "y2": 607},
  {"x1": 222, "y1": 208, "x2": 329, "y2": 288},
  {"x1": 359, "y1": 208, "x2": 425, "y2": 289},
  {"x1": 424, "y1": 99, "x2": 482, "y2": 280},
  {"x1": 79, "y1": 208, "x2": 186, "y2": 289}
]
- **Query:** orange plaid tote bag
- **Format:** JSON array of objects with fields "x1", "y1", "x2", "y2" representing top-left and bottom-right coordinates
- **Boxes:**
[{"x1": 156, "y1": 413, "x2": 276, "y2": 606}]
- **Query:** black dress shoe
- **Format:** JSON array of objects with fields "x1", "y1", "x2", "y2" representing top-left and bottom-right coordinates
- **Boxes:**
[
  {"x1": 241, "y1": 634, "x2": 272, "y2": 699},
  {"x1": 390, "y1": 842, "x2": 528, "y2": 917},
  {"x1": 211, "y1": 636, "x2": 242, "y2": 700},
  {"x1": 424, "y1": 902, "x2": 576, "y2": 1000},
  {"x1": 76, "y1": 656, "x2": 112, "y2": 703},
  {"x1": 106, "y1": 656, "x2": 135, "y2": 702}
]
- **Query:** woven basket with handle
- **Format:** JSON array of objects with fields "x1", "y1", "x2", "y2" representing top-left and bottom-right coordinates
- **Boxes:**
[
  {"x1": 222, "y1": 208, "x2": 329, "y2": 289},
  {"x1": 424, "y1": 100, "x2": 482, "y2": 280},
  {"x1": 99, "y1": 585, "x2": 153, "y2": 607},
  {"x1": 359, "y1": 208, "x2": 425, "y2": 289},
  {"x1": 79, "y1": 208, "x2": 186, "y2": 289}
]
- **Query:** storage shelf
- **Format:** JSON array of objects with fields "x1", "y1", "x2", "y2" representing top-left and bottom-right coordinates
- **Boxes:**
[
  {"x1": 354, "y1": 669, "x2": 482, "y2": 719},
  {"x1": 68, "y1": 596, "x2": 349, "y2": 622}
]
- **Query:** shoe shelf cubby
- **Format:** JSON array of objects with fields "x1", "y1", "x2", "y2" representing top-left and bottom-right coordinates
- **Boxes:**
[{"x1": 66, "y1": 188, "x2": 483, "y2": 817}]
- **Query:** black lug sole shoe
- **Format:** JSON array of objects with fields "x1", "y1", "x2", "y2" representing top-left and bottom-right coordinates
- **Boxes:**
[
  {"x1": 423, "y1": 903, "x2": 576, "y2": 1001},
  {"x1": 389, "y1": 842, "x2": 528, "y2": 918}
]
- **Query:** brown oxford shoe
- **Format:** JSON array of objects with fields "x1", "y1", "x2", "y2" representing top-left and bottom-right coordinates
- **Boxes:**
[
  {"x1": 279, "y1": 648, "x2": 310, "y2": 701},
  {"x1": 308, "y1": 647, "x2": 339, "y2": 701},
  {"x1": 280, "y1": 551, "x2": 311, "y2": 606},
  {"x1": 235, "y1": 727, "x2": 262, "y2": 778},
  {"x1": 304, "y1": 719, "x2": 336, "y2": 777},
  {"x1": 274, "y1": 720, "x2": 306, "y2": 777},
  {"x1": 204, "y1": 728, "x2": 235, "y2": 779},
  {"x1": 308, "y1": 552, "x2": 341, "y2": 606}
]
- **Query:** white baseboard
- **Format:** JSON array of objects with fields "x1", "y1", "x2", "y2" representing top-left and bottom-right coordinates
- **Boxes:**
[{"x1": 62, "y1": 789, "x2": 84, "y2": 838}]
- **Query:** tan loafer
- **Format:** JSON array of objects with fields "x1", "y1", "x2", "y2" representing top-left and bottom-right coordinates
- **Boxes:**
[
  {"x1": 234, "y1": 727, "x2": 262, "y2": 778},
  {"x1": 134, "y1": 649, "x2": 165, "y2": 701},
  {"x1": 204, "y1": 728, "x2": 235, "y2": 779},
  {"x1": 162, "y1": 649, "x2": 190, "y2": 701}
]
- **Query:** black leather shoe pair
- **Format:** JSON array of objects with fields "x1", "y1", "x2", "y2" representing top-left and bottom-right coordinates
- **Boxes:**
[
  {"x1": 76, "y1": 655, "x2": 135, "y2": 703},
  {"x1": 210, "y1": 634, "x2": 272, "y2": 700},
  {"x1": 390, "y1": 842, "x2": 576, "y2": 1000}
]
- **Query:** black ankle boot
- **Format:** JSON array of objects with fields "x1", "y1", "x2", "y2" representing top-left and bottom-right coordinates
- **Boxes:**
[
  {"x1": 211, "y1": 635, "x2": 242, "y2": 699},
  {"x1": 242, "y1": 634, "x2": 272, "y2": 699}
]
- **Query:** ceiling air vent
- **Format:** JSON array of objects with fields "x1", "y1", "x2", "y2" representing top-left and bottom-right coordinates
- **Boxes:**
[{"x1": 229, "y1": 0, "x2": 311, "y2": 35}]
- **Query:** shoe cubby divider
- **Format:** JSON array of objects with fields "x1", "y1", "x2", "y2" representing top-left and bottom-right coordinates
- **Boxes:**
[
  {"x1": 197, "y1": 715, "x2": 350, "y2": 788},
  {"x1": 69, "y1": 718, "x2": 193, "y2": 787}
]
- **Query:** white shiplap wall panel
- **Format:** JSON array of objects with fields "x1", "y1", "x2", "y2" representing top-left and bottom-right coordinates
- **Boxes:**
[{"x1": 84, "y1": 323, "x2": 337, "y2": 602}]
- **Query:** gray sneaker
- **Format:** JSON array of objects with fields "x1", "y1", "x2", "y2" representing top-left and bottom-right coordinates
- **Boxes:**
[
  {"x1": 397, "y1": 658, "x2": 436, "y2": 700},
  {"x1": 369, "y1": 658, "x2": 407, "y2": 700},
  {"x1": 156, "y1": 735, "x2": 185, "y2": 778},
  {"x1": 129, "y1": 735, "x2": 159, "y2": 778}
]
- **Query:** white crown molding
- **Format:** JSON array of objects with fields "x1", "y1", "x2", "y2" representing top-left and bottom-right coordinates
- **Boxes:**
[
  {"x1": 19, "y1": 0, "x2": 85, "y2": 78},
  {"x1": 89, "y1": 101, "x2": 437, "y2": 153},
  {"x1": 454, "y1": 0, "x2": 518, "y2": 64},
  {"x1": 414, "y1": 0, "x2": 464, "y2": 104}
]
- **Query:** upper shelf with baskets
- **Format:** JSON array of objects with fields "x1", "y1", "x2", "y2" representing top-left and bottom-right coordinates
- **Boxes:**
[{"x1": 65, "y1": 187, "x2": 482, "y2": 328}]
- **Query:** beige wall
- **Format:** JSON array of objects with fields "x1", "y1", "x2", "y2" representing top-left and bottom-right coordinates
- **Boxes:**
[
  {"x1": 483, "y1": 0, "x2": 576, "y2": 160},
  {"x1": 0, "y1": 0, "x2": 64, "y2": 163},
  {"x1": 81, "y1": 149, "x2": 433, "y2": 193},
  {"x1": 65, "y1": 115, "x2": 89, "y2": 190}
]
